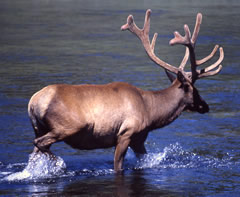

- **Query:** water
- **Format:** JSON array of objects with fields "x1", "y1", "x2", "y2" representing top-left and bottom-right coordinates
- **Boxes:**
[{"x1": 0, "y1": 0, "x2": 240, "y2": 196}]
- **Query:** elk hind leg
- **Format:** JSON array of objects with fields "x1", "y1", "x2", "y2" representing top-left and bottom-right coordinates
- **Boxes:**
[
  {"x1": 33, "y1": 132, "x2": 57, "y2": 153},
  {"x1": 130, "y1": 142, "x2": 147, "y2": 159}
]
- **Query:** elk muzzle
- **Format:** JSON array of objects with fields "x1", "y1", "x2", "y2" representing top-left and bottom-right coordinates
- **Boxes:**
[{"x1": 188, "y1": 88, "x2": 209, "y2": 114}]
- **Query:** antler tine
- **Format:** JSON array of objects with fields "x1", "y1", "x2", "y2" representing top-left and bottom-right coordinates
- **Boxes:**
[
  {"x1": 151, "y1": 33, "x2": 158, "y2": 51},
  {"x1": 169, "y1": 24, "x2": 191, "y2": 46},
  {"x1": 179, "y1": 47, "x2": 190, "y2": 70},
  {"x1": 169, "y1": 13, "x2": 204, "y2": 83},
  {"x1": 196, "y1": 45, "x2": 219, "y2": 65},
  {"x1": 195, "y1": 44, "x2": 224, "y2": 76},
  {"x1": 121, "y1": 14, "x2": 141, "y2": 37},
  {"x1": 196, "y1": 47, "x2": 224, "y2": 79},
  {"x1": 198, "y1": 65, "x2": 223, "y2": 79},
  {"x1": 191, "y1": 13, "x2": 202, "y2": 45},
  {"x1": 193, "y1": 14, "x2": 223, "y2": 79},
  {"x1": 143, "y1": 9, "x2": 151, "y2": 36},
  {"x1": 201, "y1": 47, "x2": 224, "y2": 72},
  {"x1": 169, "y1": 25, "x2": 191, "y2": 73},
  {"x1": 121, "y1": 9, "x2": 179, "y2": 75}
]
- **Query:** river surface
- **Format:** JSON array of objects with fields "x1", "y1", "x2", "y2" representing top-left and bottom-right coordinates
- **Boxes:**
[{"x1": 0, "y1": 0, "x2": 240, "y2": 196}]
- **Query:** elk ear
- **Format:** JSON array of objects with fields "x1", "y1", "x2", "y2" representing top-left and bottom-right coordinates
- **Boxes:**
[
  {"x1": 177, "y1": 71, "x2": 187, "y2": 84},
  {"x1": 165, "y1": 70, "x2": 176, "y2": 83}
]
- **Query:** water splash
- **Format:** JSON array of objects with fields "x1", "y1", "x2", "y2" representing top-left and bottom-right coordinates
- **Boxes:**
[
  {"x1": 1, "y1": 143, "x2": 235, "y2": 182},
  {"x1": 134, "y1": 143, "x2": 232, "y2": 170},
  {"x1": 4, "y1": 152, "x2": 66, "y2": 181}
]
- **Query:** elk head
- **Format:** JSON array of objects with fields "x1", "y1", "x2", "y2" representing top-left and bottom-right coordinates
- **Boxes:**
[{"x1": 121, "y1": 9, "x2": 224, "y2": 114}]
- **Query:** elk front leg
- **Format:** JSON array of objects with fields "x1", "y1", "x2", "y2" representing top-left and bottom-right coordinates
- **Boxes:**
[{"x1": 114, "y1": 136, "x2": 130, "y2": 172}]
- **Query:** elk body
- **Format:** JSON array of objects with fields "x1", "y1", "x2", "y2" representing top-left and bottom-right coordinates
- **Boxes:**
[{"x1": 28, "y1": 10, "x2": 224, "y2": 172}]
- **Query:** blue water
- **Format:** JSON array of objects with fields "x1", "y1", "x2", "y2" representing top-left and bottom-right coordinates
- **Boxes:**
[{"x1": 0, "y1": 0, "x2": 240, "y2": 196}]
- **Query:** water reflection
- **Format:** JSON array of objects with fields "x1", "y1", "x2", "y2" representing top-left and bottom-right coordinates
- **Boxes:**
[
  {"x1": 57, "y1": 172, "x2": 180, "y2": 196},
  {"x1": 24, "y1": 170, "x2": 182, "y2": 196}
]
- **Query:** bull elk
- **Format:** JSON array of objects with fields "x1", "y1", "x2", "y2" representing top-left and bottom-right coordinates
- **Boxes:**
[{"x1": 28, "y1": 9, "x2": 224, "y2": 172}]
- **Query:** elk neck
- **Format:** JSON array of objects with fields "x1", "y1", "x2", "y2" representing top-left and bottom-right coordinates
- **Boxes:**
[{"x1": 143, "y1": 79, "x2": 187, "y2": 130}]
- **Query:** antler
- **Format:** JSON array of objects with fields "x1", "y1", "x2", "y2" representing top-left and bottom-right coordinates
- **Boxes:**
[
  {"x1": 121, "y1": 9, "x2": 224, "y2": 83},
  {"x1": 121, "y1": 9, "x2": 180, "y2": 75},
  {"x1": 169, "y1": 13, "x2": 224, "y2": 83}
]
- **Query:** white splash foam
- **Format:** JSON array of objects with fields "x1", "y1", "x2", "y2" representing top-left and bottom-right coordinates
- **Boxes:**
[
  {"x1": 134, "y1": 142, "x2": 234, "y2": 170},
  {"x1": 4, "y1": 152, "x2": 66, "y2": 181},
  {"x1": 135, "y1": 143, "x2": 200, "y2": 169}
]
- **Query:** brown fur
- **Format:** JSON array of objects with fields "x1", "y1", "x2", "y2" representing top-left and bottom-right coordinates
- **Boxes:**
[{"x1": 28, "y1": 77, "x2": 208, "y2": 172}]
